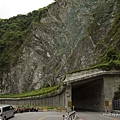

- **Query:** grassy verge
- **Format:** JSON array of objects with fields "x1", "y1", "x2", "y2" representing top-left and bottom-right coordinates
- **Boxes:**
[
  {"x1": 0, "y1": 85, "x2": 60, "y2": 98},
  {"x1": 67, "y1": 60, "x2": 120, "y2": 74}
]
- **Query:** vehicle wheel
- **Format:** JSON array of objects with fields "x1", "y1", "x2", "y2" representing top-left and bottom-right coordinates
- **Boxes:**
[
  {"x1": 12, "y1": 113, "x2": 14, "y2": 117},
  {"x1": 3, "y1": 117, "x2": 6, "y2": 120}
]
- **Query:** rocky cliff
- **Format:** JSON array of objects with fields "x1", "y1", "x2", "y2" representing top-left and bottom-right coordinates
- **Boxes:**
[{"x1": 1, "y1": 0, "x2": 120, "y2": 93}]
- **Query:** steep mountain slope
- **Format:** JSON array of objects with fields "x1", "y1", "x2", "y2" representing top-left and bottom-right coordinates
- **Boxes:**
[{"x1": 0, "y1": 0, "x2": 120, "y2": 94}]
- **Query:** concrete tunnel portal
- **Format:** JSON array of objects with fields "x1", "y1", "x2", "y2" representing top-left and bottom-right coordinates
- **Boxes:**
[
  {"x1": 64, "y1": 70, "x2": 120, "y2": 112},
  {"x1": 72, "y1": 78, "x2": 104, "y2": 111}
]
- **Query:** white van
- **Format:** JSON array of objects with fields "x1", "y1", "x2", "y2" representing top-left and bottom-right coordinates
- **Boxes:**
[{"x1": 0, "y1": 105, "x2": 14, "y2": 120}]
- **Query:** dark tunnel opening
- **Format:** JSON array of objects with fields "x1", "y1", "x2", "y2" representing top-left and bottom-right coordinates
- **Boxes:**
[{"x1": 72, "y1": 78, "x2": 105, "y2": 111}]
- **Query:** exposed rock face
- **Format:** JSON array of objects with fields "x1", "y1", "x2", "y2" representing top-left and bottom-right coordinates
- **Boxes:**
[{"x1": 2, "y1": 0, "x2": 118, "y2": 93}]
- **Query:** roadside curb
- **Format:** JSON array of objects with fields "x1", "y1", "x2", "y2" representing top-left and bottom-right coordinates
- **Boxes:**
[{"x1": 111, "y1": 110, "x2": 120, "y2": 114}]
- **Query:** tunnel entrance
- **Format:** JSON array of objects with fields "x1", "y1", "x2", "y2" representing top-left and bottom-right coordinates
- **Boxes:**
[{"x1": 72, "y1": 78, "x2": 105, "y2": 111}]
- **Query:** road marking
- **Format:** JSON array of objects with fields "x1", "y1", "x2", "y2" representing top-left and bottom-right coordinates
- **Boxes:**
[
  {"x1": 77, "y1": 115, "x2": 84, "y2": 120},
  {"x1": 38, "y1": 114, "x2": 62, "y2": 120},
  {"x1": 99, "y1": 115, "x2": 118, "y2": 120},
  {"x1": 38, "y1": 115, "x2": 48, "y2": 120},
  {"x1": 49, "y1": 115, "x2": 61, "y2": 117}
]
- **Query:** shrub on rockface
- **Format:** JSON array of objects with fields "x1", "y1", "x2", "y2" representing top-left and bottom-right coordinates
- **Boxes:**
[
  {"x1": 114, "y1": 85, "x2": 120, "y2": 100},
  {"x1": 0, "y1": 6, "x2": 52, "y2": 82}
]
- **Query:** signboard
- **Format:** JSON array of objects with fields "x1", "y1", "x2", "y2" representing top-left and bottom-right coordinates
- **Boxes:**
[
  {"x1": 68, "y1": 101, "x2": 72, "y2": 107},
  {"x1": 105, "y1": 101, "x2": 109, "y2": 106}
]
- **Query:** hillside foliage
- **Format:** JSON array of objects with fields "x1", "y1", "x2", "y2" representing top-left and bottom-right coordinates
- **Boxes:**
[
  {"x1": 0, "y1": 6, "x2": 50, "y2": 81},
  {"x1": 97, "y1": 0, "x2": 120, "y2": 70},
  {"x1": 114, "y1": 85, "x2": 120, "y2": 100}
]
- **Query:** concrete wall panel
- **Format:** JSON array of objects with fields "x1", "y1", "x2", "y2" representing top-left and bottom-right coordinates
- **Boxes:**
[
  {"x1": 0, "y1": 90, "x2": 66, "y2": 108},
  {"x1": 104, "y1": 74, "x2": 120, "y2": 111}
]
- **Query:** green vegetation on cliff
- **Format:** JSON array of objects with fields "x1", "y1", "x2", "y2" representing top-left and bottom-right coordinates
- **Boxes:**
[
  {"x1": 95, "y1": 0, "x2": 120, "y2": 70},
  {"x1": 68, "y1": 0, "x2": 120, "y2": 74},
  {"x1": 0, "y1": 6, "x2": 51, "y2": 81},
  {"x1": 114, "y1": 85, "x2": 120, "y2": 100}
]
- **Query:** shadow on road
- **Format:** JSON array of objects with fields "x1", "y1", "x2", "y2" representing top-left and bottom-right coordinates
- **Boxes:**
[{"x1": 75, "y1": 108, "x2": 99, "y2": 112}]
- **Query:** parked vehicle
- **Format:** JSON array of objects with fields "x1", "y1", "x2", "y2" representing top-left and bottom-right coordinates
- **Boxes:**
[{"x1": 0, "y1": 105, "x2": 14, "y2": 120}]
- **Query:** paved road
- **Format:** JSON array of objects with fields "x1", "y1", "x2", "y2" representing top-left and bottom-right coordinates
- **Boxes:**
[
  {"x1": 76, "y1": 111, "x2": 120, "y2": 120},
  {"x1": 10, "y1": 111, "x2": 66, "y2": 120},
  {"x1": 9, "y1": 111, "x2": 120, "y2": 120}
]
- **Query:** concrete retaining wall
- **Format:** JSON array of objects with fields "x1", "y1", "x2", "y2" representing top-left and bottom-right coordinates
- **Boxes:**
[
  {"x1": 104, "y1": 74, "x2": 120, "y2": 111},
  {"x1": 0, "y1": 89, "x2": 66, "y2": 107}
]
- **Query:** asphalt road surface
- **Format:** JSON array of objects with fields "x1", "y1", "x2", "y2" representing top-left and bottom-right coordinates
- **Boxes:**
[
  {"x1": 10, "y1": 111, "x2": 67, "y2": 120},
  {"x1": 9, "y1": 111, "x2": 120, "y2": 120},
  {"x1": 76, "y1": 111, "x2": 120, "y2": 120}
]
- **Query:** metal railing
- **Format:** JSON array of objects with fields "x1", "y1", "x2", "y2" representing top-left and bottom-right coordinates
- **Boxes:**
[{"x1": 113, "y1": 99, "x2": 120, "y2": 110}]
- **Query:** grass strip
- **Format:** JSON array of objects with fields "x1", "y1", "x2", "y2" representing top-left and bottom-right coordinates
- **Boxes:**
[{"x1": 0, "y1": 85, "x2": 60, "y2": 98}]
